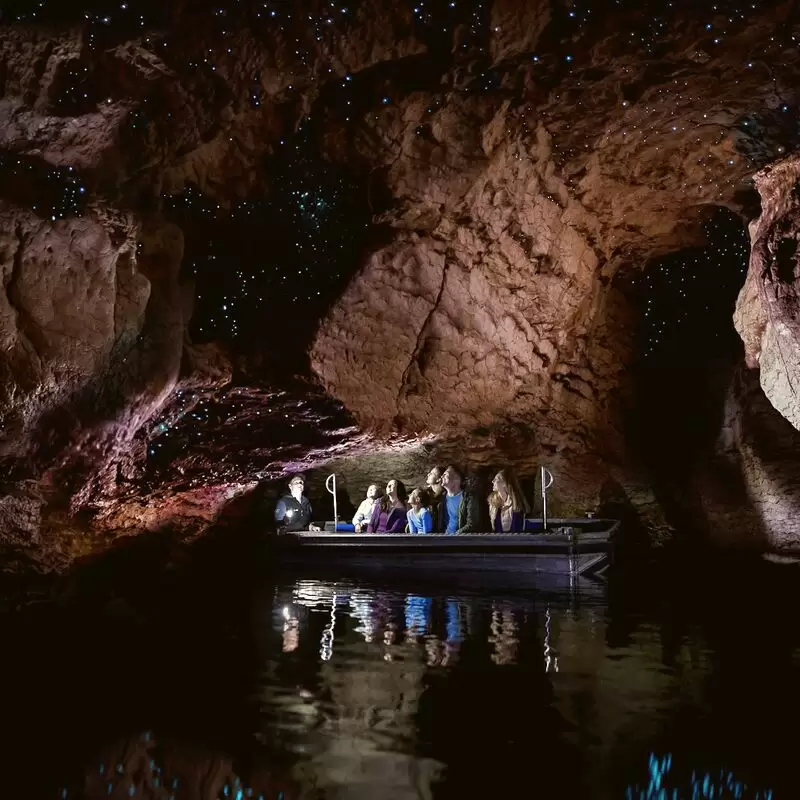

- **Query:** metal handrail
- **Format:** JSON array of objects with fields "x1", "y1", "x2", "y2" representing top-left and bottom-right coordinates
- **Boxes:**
[
  {"x1": 540, "y1": 465, "x2": 554, "y2": 531},
  {"x1": 325, "y1": 473, "x2": 338, "y2": 531}
]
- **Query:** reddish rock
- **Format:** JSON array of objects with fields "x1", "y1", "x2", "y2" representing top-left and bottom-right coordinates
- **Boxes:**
[
  {"x1": 734, "y1": 157, "x2": 800, "y2": 432},
  {"x1": 1, "y1": 2, "x2": 800, "y2": 565},
  {"x1": 712, "y1": 366, "x2": 800, "y2": 551}
]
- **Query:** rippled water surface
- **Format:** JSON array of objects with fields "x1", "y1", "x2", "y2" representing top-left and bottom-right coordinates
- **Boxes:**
[{"x1": 1, "y1": 539, "x2": 798, "y2": 798}]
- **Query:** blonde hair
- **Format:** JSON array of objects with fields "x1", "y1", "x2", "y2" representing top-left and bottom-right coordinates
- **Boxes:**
[{"x1": 488, "y1": 468, "x2": 530, "y2": 526}]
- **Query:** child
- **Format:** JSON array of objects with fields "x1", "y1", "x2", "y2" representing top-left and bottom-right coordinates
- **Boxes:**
[{"x1": 406, "y1": 488, "x2": 433, "y2": 534}]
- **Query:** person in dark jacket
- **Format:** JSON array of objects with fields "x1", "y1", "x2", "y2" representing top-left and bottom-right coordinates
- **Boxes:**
[
  {"x1": 437, "y1": 465, "x2": 480, "y2": 534},
  {"x1": 274, "y1": 474, "x2": 321, "y2": 532},
  {"x1": 425, "y1": 465, "x2": 444, "y2": 531}
]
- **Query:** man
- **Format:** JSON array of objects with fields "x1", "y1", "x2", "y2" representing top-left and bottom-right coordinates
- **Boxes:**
[
  {"x1": 425, "y1": 466, "x2": 444, "y2": 531},
  {"x1": 437, "y1": 464, "x2": 479, "y2": 534},
  {"x1": 426, "y1": 466, "x2": 444, "y2": 501},
  {"x1": 353, "y1": 483, "x2": 381, "y2": 532},
  {"x1": 275, "y1": 474, "x2": 321, "y2": 532}
]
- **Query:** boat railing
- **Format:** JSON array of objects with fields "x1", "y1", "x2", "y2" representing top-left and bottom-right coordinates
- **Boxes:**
[
  {"x1": 540, "y1": 465, "x2": 554, "y2": 530},
  {"x1": 325, "y1": 473, "x2": 338, "y2": 531}
]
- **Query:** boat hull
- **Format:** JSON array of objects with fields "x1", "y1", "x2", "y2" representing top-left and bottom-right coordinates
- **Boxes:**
[{"x1": 267, "y1": 519, "x2": 619, "y2": 590}]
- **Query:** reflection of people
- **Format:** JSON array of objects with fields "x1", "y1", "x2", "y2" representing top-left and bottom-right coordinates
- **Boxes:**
[
  {"x1": 350, "y1": 591, "x2": 377, "y2": 642},
  {"x1": 368, "y1": 479, "x2": 408, "y2": 533},
  {"x1": 407, "y1": 488, "x2": 434, "y2": 534},
  {"x1": 353, "y1": 483, "x2": 381, "y2": 532},
  {"x1": 488, "y1": 468, "x2": 530, "y2": 533},
  {"x1": 405, "y1": 594, "x2": 432, "y2": 639},
  {"x1": 489, "y1": 608, "x2": 519, "y2": 665},
  {"x1": 274, "y1": 474, "x2": 321, "y2": 532},
  {"x1": 437, "y1": 465, "x2": 479, "y2": 534},
  {"x1": 282, "y1": 607, "x2": 300, "y2": 653},
  {"x1": 446, "y1": 600, "x2": 464, "y2": 645}
]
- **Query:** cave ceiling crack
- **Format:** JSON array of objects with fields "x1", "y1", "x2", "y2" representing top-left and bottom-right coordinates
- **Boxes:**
[{"x1": 393, "y1": 257, "x2": 450, "y2": 426}]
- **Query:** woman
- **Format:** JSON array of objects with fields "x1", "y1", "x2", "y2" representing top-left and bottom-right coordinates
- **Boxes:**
[
  {"x1": 353, "y1": 483, "x2": 381, "y2": 532},
  {"x1": 368, "y1": 479, "x2": 408, "y2": 533},
  {"x1": 406, "y1": 488, "x2": 433, "y2": 534},
  {"x1": 488, "y1": 468, "x2": 530, "y2": 533}
]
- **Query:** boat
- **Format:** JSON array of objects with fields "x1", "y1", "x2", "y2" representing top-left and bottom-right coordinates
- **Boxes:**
[{"x1": 267, "y1": 470, "x2": 620, "y2": 591}]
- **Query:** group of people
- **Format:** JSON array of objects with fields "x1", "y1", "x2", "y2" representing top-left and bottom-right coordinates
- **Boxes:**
[{"x1": 274, "y1": 464, "x2": 531, "y2": 535}]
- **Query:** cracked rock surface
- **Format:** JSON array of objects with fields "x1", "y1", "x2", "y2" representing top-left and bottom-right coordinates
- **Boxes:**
[{"x1": 2, "y1": 1, "x2": 800, "y2": 565}]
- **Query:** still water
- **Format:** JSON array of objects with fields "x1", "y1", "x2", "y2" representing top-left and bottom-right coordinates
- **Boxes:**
[{"x1": 0, "y1": 539, "x2": 797, "y2": 798}]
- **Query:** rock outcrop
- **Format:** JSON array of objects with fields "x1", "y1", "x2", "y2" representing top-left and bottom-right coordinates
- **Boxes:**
[
  {"x1": 734, "y1": 158, "x2": 800, "y2": 432},
  {"x1": 1, "y1": 1, "x2": 800, "y2": 564}
]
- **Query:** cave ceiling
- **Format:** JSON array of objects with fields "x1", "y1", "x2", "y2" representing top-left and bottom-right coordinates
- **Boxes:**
[{"x1": 1, "y1": 0, "x2": 800, "y2": 558}]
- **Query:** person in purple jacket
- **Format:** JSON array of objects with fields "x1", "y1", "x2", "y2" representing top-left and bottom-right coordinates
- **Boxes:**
[{"x1": 368, "y1": 479, "x2": 408, "y2": 533}]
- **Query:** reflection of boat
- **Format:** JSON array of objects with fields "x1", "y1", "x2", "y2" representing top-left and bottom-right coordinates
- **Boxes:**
[{"x1": 269, "y1": 518, "x2": 619, "y2": 590}]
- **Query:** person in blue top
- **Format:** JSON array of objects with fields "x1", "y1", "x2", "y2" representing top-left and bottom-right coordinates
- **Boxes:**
[
  {"x1": 406, "y1": 488, "x2": 434, "y2": 534},
  {"x1": 436, "y1": 464, "x2": 479, "y2": 534}
]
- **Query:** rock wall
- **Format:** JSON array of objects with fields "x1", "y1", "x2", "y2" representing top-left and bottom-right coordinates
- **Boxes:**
[
  {"x1": 713, "y1": 367, "x2": 800, "y2": 550},
  {"x1": 734, "y1": 158, "x2": 800, "y2": 433},
  {"x1": 0, "y1": 207, "x2": 187, "y2": 563},
  {"x1": 2, "y1": 2, "x2": 800, "y2": 562}
]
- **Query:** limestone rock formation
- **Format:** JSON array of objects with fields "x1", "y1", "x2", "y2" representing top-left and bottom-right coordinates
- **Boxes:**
[
  {"x1": 734, "y1": 158, "x2": 800, "y2": 432},
  {"x1": 1, "y1": 1, "x2": 800, "y2": 563},
  {"x1": 718, "y1": 367, "x2": 800, "y2": 550}
]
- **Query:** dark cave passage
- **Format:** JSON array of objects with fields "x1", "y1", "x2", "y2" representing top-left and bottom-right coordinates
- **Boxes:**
[{"x1": 623, "y1": 207, "x2": 752, "y2": 534}]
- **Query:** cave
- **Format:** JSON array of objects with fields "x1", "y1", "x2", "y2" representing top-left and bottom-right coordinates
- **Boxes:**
[
  {"x1": 5, "y1": 3, "x2": 800, "y2": 800},
  {"x1": 0, "y1": 0, "x2": 799, "y2": 566}
]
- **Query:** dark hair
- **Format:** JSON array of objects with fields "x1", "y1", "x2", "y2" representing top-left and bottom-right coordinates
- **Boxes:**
[
  {"x1": 408, "y1": 487, "x2": 431, "y2": 508},
  {"x1": 444, "y1": 464, "x2": 464, "y2": 481},
  {"x1": 380, "y1": 479, "x2": 408, "y2": 511},
  {"x1": 288, "y1": 473, "x2": 305, "y2": 487}
]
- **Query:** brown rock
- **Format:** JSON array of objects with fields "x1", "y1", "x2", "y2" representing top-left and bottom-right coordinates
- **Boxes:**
[
  {"x1": 712, "y1": 366, "x2": 800, "y2": 550},
  {"x1": 734, "y1": 157, "x2": 800, "y2": 432},
  {"x1": 1, "y1": 2, "x2": 800, "y2": 564},
  {"x1": 0, "y1": 480, "x2": 42, "y2": 552}
]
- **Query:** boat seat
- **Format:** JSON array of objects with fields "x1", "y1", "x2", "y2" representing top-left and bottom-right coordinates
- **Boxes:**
[{"x1": 324, "y1": 522, "x2": 356, "y2": 532}]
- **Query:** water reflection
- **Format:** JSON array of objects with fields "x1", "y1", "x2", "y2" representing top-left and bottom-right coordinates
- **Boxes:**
[
  {"x1": 256, "y1": 577, "x2": 789, "y2": 799},
  {"x1": 64, "y1": 732, "x2": 298, "y2": 799},
  {"x1": 259, "y1": 580, "x2": 588, "y2": 797},
  {"x1": 626, "y1": 752, "x2": 774, "y2": 799}
]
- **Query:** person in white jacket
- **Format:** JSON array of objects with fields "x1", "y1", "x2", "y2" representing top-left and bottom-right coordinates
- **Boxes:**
[{"x1": 353, "y1": 484, "x2": 381, "y2": 532}]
